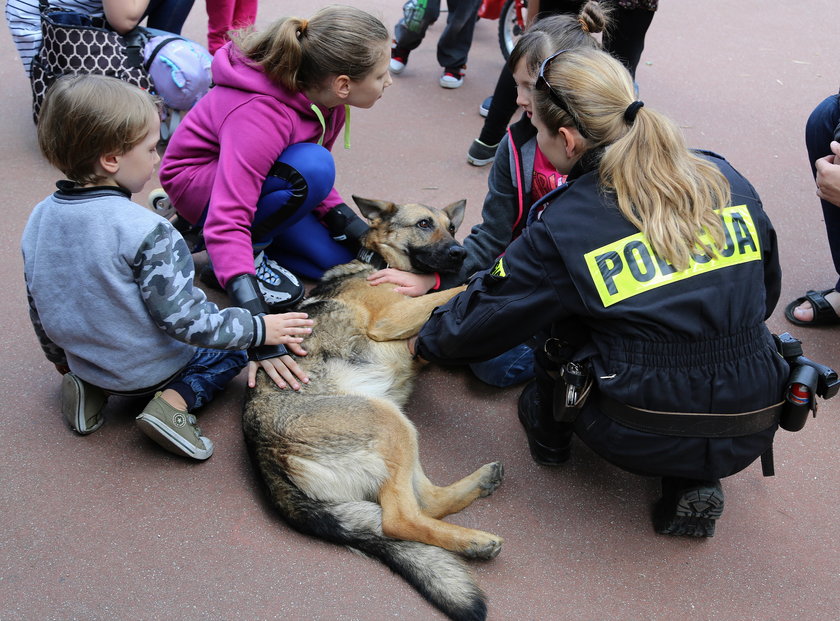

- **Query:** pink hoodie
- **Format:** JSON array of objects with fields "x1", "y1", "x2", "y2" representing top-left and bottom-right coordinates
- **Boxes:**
[{"x1": 159, "y1": 42, "x2": 346, "y2": 288}]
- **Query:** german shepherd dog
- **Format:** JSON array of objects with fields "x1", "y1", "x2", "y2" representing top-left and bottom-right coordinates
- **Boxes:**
[{"x1": 244, "y1": 197, "x2": 504, "y2": 621}]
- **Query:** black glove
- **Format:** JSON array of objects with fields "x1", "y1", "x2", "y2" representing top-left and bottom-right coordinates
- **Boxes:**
[
  {"x1": 226, "y1": 273, "x2": 290, "y2": 361},
  {"x1": 322, "y1": 203, "x2": 369, "y2": 249}
]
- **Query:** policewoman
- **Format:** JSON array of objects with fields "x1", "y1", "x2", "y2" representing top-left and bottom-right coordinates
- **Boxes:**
[{"x1": 411, "y1": 47, "x2": 789, "y2": 538}]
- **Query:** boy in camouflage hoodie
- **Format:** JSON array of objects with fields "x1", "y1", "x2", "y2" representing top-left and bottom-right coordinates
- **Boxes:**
[{"x1": 21, "y1": 75, "x2": 313, "y2": 461}]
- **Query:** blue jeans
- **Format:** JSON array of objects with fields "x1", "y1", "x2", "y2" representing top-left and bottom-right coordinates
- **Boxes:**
[
  {"x1": 805, "y1": 94, "x2": 840, "y2": 291},
  {"x1": 394, "y1": 0, "x2": 483, "y2": 69},
  {"x1": 165, "y1": 347, "x2": 248, "y2": 411},
  {"x1": 469, "y1": 342, "x2": 535, "y2": 388}
]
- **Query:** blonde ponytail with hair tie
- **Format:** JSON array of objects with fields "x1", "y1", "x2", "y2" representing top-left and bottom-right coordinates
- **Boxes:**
[
  {"x1": 297, "y1": 18, "x2": 309, "y2": 38},
  {"x1": 578, "y1": 18, "x2": 589, "y2": 33}
]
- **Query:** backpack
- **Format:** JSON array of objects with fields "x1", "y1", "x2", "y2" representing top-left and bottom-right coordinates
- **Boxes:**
[{"x1": 143, "y1": 35, "x2": 212, "y2": 111}]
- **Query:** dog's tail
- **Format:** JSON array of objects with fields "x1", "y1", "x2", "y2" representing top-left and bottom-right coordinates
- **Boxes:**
[
  {"x1": 335, "y1": 502, "x2": 488, "y2": 621},
  {"x1": 261, "y1": 463, "x2": 487, "y2": 621}
]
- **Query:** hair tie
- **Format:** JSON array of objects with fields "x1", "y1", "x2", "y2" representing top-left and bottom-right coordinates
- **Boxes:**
[
  {"x1": 297, "y1": 18, "x2": 309, "y2": 38},
  {"x1": 624, "y1": 100, "x2": 644, "y2": 124},
  {"x1": 578, "y1": 18, "x2": 589, "y2": 33}
]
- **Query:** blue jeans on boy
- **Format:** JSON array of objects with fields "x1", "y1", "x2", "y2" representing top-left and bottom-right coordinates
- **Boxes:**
[
  {"x1": 165, "y1": 347, "x2": 248, "y2": 411},
  {"x1": 805, "y1": 93, "x2": 840, "y2": 291}
]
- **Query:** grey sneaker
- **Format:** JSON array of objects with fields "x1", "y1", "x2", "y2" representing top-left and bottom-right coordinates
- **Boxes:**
[
  {"x1": 135, "y1": 393, "x2": 214, "y2": 460},
  {"x1": 467, "y1": 139, "x2": 499, "y2": 167},
  {"x1": 61, "y1": 372, "x2": 107, "y2": 435}
]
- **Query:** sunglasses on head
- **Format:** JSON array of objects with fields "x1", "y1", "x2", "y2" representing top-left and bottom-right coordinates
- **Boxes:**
[{"x1": 534, "y1": 49, "x2": 590, "y2": 138}]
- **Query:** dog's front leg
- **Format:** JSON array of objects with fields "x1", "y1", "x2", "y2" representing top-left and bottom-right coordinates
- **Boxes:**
[{"x1": 367, "y1": 285, "x2": 466, "y2": 341}]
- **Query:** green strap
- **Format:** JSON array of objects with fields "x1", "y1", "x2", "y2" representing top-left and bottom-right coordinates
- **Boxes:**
[
  {"x1": 309, "y1": 104, "x2": 325, "y2": 146},
  {"x1": 308, "y1": 103, "x2": 351, "y2": 149},
  {"x1": 343, "y1": 104, "x2": 350, "y2": 149}
]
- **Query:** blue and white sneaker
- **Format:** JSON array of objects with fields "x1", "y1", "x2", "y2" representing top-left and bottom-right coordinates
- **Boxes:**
[{"x1": 254, "y1": 251, "x2": 304, "y2": 310}]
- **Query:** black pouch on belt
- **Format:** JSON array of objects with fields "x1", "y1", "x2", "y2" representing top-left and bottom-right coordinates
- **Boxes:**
[{"x1": 553, "y1": 360, "x2": 594, "y2": 422}]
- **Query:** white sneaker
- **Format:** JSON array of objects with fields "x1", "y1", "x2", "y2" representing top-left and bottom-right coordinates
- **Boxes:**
[
  {"x1": 390, "y1": 56, "x2": 407, "y2": 75},
  {"x1": 439, "y1": 66, "x2": 466, "y2": 89}
]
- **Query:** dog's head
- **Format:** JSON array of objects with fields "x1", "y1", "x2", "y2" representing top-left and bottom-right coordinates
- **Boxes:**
[{"x1": 352, "y1": 196, "x2": 467, "y2": 274}]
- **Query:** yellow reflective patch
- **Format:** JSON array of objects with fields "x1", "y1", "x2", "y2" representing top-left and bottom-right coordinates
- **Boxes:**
[
  {"x1": 584, "y1": 205, "x2": 761, "y2": 307},
  {"x1": 490, "y1": 256, "x2": 507, "y2": 278}
]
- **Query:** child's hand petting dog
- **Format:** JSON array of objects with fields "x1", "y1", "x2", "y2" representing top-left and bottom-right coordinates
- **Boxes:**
[
  {"x1": 248, "y1": 354, "x2": 309, "y2": 391},
  {"x1": 262, "y1": 312, "x2": 314, "y2": 346},
  {"x1": 251, "y1": 312, "x2": 314, "y2": 390},
  {"x1": 367, "y1": 269, "x2": 437, "y2": 297}
]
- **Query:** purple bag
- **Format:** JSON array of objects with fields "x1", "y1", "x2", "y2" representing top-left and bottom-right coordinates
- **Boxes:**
[{"x1": 143, "y1": 35, "x2": 212, "y2": 110}]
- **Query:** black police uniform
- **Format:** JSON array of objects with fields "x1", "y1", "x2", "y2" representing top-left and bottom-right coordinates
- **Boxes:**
[{"x1": 416, "y1": 150, "x2": 789, "y2": 481}]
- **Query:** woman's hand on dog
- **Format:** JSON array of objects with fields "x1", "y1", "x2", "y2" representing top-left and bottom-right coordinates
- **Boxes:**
[
  {"x1": 248, "y1": 347, "x2": 310, "y2": 390},
  {"x1": 367, "y1": 269, "x2": 437, "y2": 297}
]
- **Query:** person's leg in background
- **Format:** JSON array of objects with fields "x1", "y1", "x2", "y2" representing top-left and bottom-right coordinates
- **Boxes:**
[
  {"x1": 144, "y1": 0, "x2": 196, "y2": 35},
  {"x1": 205, "y1": 0, "x2": 257, "y2": 55},
  {"x1": 601, "y1": 5, "x2": 656, "y2": 81},
  {"x1": 391, "y1": 0, "x2": 442, "y2": 73},
  {"x1": 436, "y1": 0, "x2": 483, "y2": 88},
  {"x1": 805, "y1": 94, "x2": 840, "y2": 291}
]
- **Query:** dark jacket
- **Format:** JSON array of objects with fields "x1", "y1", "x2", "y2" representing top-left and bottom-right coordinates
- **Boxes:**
[
  {"x1": 440, "y1": 116, "x2": 540, "y2": 288},
  {"x1": 418, "y1": 150, "x2": 788, "y2": 479}
]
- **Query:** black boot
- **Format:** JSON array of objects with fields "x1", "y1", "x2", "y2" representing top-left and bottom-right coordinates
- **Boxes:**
[
  {"x1": 517, "y1": 379, "x2": 573, "y2": 466},
  {"x1": 653, "y1": 477, "x2": 724, "y2": 537}
]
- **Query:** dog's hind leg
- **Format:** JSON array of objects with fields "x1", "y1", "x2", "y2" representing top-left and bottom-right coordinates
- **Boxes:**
[
  {"x1": 414, "y1": 462, "x2": 504, "y2": 520},
  {"x1": 373, "y1": 404, "x2": 503, "y2": 560}
]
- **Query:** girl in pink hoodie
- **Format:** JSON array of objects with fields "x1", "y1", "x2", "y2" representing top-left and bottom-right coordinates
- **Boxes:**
[{"x1": 160, "y1": 5, "x2": 392, "y2": 390}]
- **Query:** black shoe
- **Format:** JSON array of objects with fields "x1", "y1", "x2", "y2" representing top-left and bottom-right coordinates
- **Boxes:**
[
  {"x1": 517, "y1": 380, "x2": 571, "y2": 466},
  {"x1": 653, "y1": 478, "x2": 724, "y2": 537}
]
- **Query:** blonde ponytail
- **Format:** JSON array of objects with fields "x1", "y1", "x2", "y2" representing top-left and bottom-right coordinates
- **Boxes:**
[{"x1": 535, "y1": 48, "x2": 730, "y2": 270}]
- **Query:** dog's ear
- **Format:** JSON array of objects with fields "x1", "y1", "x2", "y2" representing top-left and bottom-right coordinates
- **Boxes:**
[
  {"x1": 443, "y1": 199, "x2": 466, "y2": 233},
  {"x1": 352, "y1": 196, "x2": 398, "y2": 222}
]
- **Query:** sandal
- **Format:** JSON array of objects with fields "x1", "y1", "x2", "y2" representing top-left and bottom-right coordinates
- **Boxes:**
[{"x1": 784, "y1": 289, "x2": 840, "y2": 326}]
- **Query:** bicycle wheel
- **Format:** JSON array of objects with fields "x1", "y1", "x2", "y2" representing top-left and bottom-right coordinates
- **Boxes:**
[{"x1": 498, "y1": 0, "x2": 528, "y2": 60}]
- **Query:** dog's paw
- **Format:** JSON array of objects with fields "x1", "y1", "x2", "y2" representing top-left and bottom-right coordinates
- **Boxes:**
[
  {"x1": 477, "y1": 462, "x2": 504, "y2": 498},
  {"x1": 462, "y1": 534, "x2": 503, "y2": 560}
]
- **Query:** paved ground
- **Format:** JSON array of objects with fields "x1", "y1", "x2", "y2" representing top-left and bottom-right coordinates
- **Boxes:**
[{"x1": 2, "y1": 1, "x2": 840, "y2": 619}]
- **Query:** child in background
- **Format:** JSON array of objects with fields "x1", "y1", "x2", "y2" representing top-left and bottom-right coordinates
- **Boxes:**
[
  {"x1": 160, "y1": 5, "x2": 391, "y2": 384},
  {"x1": 368, "y1": 9, "x2": 606, "y2": 387},
  {"x1": 22, "y1": 75, "x2": 314, "y2": 461},
  {"x1": 206, "y1": 0, "x2": 257, "y2": 55}
]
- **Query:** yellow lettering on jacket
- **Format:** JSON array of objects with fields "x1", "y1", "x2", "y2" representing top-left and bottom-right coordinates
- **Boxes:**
[{"x1": 584, "y1": 205, "x2": 761, "y2": 307}]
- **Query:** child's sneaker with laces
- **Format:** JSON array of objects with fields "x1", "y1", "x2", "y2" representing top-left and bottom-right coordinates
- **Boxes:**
[
  {"x1": 135, "y1": 392, "x2": 214, "y2": 460},
  {"x1": 390, "y1": 46, "x2": 410, "y2": 74},
  {"x1": 440, "y1": 65, "x2": 466, "y2": 89},
  {"x1": 61, "y1": 372, "x2": 107, "y2": 435},
  {"x1": 254, "y1": 251, "x2": 304, "y2": 310},
  {"x1": 467, "y1": 139, "x2": 499, "y2": 167}
]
